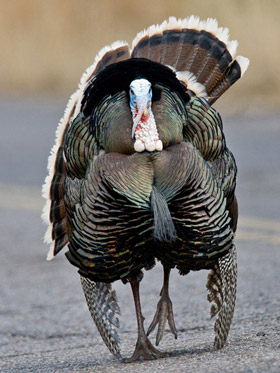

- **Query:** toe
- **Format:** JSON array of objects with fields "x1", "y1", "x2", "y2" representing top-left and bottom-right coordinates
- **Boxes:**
[
  {"x1": 123, "y1": 337, "x2": 167, "y2": 362},
  {"x1": 148, "y1": 297, "x2": 177, "y2": 345}
]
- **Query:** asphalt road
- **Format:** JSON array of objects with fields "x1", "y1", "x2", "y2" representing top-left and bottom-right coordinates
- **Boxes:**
[{"x1": 0, "y1": 98, "x2": 279, "y2": 372}]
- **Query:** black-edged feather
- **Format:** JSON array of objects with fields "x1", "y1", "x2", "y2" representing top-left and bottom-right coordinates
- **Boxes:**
[{"x1": 81, "y1": 58, "x2": 190, "y2": 116}]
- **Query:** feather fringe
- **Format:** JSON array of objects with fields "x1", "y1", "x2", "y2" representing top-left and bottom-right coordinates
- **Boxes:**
[
  {"x1": 132, "y1": 16, "x2": 236, "y2": 56},
  {"x1": 236, "y1": 56, "x2": 250, "y2": 76},
  {"x1": 176, "y1": 71, "x2": 208, "y2": 98},
  {"x1": 74, "y1": 41, "x2": 129, "y2": 118}
]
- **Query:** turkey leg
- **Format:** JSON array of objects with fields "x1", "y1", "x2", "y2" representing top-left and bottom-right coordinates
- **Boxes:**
[
  {"x1": 124, "y1": 276, "x2": 166, "y2": 362},
  {"x1": 147, "y1": 266, "x2": 177, "y2": 345}
]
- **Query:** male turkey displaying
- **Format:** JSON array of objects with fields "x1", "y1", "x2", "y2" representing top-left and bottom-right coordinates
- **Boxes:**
[{"x1": 42, "y1": 15, "x2": 249, "y2": 361}]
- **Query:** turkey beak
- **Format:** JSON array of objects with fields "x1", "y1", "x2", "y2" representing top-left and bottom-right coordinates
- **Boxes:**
[{"x1": 131, "y1": 97, "x2": 149, "y2": 138}]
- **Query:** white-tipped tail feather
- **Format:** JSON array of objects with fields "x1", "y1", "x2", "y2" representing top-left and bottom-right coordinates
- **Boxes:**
[
  {"x1": 74, "y1": 41, "x2": 129, "y2": 118},
  {"x1": 132, "y1": 15, "x2": 235, "y2": 54},
  {"x1": 176, "y1": 71, "x2": 208, "y2": 98},
  {"x1": 236, "y1": 56, "x2": 250, "y2": 76}
]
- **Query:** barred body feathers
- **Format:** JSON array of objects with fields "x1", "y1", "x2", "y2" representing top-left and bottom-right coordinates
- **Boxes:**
[{"x1": 42, "y1": 15, "x2": 248, "y2": 361}]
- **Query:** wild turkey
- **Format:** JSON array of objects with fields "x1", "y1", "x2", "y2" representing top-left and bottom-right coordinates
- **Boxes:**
[{"x1": 42, "y1": 15, "x2": 249, "y2": 361}]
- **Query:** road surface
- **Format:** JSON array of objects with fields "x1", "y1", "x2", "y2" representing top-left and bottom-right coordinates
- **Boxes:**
[{"x1": 0, "y1": 98, "x2": 279, "y2": 372}]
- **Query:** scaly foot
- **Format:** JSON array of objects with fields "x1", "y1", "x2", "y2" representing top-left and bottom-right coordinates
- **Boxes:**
[
  {"x1": 123, "y1": 335, "x2": 167, "y2": 362},
  {"x1": 147, "y1": 293, "x2": 177, "y2": 345}
]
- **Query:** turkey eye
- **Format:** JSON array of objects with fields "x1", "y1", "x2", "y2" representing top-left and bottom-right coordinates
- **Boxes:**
[{"x1": 130, "y1": 89, "x2": 134, "y2": 95}]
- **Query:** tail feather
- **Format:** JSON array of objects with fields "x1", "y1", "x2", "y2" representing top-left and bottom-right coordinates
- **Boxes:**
[
  {"x1": 208, "y1": 60, "x2": 241, "y2": 105},
  {"x1": 161, "y1": 29, "x2": 185, "y2": 67},
  {"x1": 208, "y1": 57, "x2": 249, "y2": 104},
  {"x1": 147, "y1": 34, "x2": 163, "y2": 62},
  {"x1": 93, "y1": 43, "x2": 130, "y2": 76}
]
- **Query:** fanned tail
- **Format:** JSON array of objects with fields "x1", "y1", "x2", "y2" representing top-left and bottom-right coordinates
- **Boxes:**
[
  {"x1": 131, "y1": 16, "x2": 249, "y2": 103},
  {"x1": 206, "y1": 244, "x2": 237, "y2": 349},
  {"x1": 80, "y1": 276, "x2": 122, "y2": 359}
]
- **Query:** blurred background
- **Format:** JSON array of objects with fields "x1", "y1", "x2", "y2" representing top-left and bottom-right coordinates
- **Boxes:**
[
  {"x1": 1, "y1": 2, "x2": 280, "y2": 370},
  {"x1": 1, "y1": 0, "x2": 279, "y2": 113}
]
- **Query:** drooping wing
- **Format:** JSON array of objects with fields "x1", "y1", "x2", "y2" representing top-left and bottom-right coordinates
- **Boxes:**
[
  {"x1": 80, "y1": 276, "x2": 121, "y2": 359},
  {"x1": 206, "y1": 244, "x2": 237, "y2": 349}
]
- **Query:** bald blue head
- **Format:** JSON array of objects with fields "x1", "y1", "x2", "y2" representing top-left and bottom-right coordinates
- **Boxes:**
[{"x1": 129, "y1": 78, "x2": 152, "y2": 137}]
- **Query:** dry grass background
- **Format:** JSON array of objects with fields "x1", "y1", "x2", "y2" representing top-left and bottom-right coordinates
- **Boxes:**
[{"x1": 1, "y1": 0, "x2": 279, "y2": 113}]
